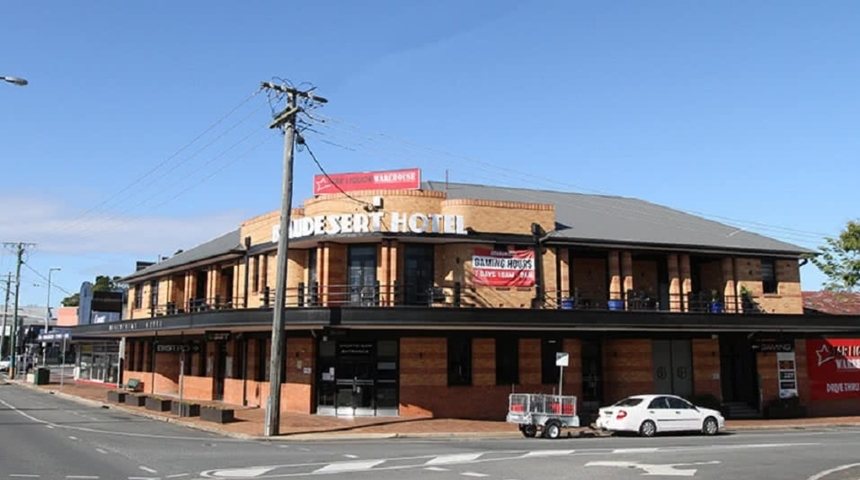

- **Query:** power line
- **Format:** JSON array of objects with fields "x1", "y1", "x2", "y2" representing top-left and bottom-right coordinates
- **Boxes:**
[
  {"x1": 298, "y1": 135, "x2": 374, "y2": 211},
  {"x1": 22, "y1": 263, "x2": 72, "y2": 296}
]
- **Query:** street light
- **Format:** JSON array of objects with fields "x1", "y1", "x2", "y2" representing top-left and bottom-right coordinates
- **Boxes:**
[
  {"x1": 1, "y1": 75, "x2": 28, "y2": 86},
  {"x1": 43, "y1": 268, "x2": 60, "y2": 366}
]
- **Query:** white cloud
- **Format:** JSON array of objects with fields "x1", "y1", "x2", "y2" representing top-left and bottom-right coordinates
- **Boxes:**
[{"x1": 0, "y1": 194, "x2": 248, "y2": 256}]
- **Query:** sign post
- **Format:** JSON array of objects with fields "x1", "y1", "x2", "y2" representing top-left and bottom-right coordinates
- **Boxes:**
[
  {"x1": 556, "y1": 352, "x2": 569, "y2": 396},
  {"x1": 60, "y1": 334, "x2": 67, "y2": 389}
]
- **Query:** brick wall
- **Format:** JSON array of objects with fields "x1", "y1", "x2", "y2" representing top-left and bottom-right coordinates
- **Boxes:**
[
  {"x1": 441, "y1": 199, "x2": 554, "y2": 236},
  {"x1": 603, "y1": 339, "x2": 653, "y2": 403},
  {"x1": 757, "y1": 351, "x2": 779, "y2": 405},
  {"x1": 692, "y1": 338, "x2": 721, "y2": 399},
  {"x1": 284, "y1": 337, "x2": 315, "y2": 413}
]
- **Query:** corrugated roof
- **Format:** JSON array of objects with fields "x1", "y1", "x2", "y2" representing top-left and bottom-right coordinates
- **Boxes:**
[
  {"x1": 121, "y1": 229, "x2": 243, "y2": 282},
  {"x1": 423, "y1": 181, "x2": 810, "y2": 255},
  {"x1": 803, "y1": 291, "x2": 860, "y2": 315}
]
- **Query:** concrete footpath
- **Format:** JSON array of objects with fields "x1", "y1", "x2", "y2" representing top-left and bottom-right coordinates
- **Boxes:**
[{"x1": 5, "y1": 377, "x2": 860, "y2": 441}]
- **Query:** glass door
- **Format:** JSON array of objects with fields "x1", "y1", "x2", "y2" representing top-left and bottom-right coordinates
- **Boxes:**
[
  {"x1": 403, "y1": 245, "x2": 434, "y2": 305},
  {"x1": 348, "y1": 245, "x2": 377, "y2": 305},
  {"x1": 335, "y1": 342, "x2": 376, "y2": 416}
]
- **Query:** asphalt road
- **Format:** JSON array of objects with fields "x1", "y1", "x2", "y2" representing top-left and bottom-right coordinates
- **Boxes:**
[{"x1": 2, "y1": 381, "x2": 860, "y2": 480}]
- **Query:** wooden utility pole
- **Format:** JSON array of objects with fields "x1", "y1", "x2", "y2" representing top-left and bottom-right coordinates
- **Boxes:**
[
  {"x1": 1, "y1": 273, "x2": 12, "y2": 359},
  {"x1": 3, "y1": 242, "x2": 35, "y2": 379},
  {"x1": 259, "y1": 81, "x2": 326, "y2": 437}
]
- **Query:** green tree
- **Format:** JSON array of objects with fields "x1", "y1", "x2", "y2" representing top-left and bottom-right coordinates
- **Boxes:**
[
  {"x1": 60, "y1": 275, "x2": 123, "y2": 307},
  {"x1": 808, "y1": 220, "x2": 860, "y2": 292}
]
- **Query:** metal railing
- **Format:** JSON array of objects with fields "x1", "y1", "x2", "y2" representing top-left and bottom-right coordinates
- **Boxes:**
[
  {"x1": 259, "y1": 282, "x2": 464, "y2": 308},
  {"x1": 550, "y1": 288, "x2": 763, "y2": 314}
]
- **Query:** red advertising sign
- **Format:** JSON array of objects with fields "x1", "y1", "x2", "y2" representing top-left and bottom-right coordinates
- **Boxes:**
[
  {"x1": 472, "y1": 247, "x2": 535, "y2": 287},
  {"x1": 806, "y1": 339, "x2": 860, "y2": 401},
  {"x1": 313, "y1": 168, "x2": 421, "y2": 195}
]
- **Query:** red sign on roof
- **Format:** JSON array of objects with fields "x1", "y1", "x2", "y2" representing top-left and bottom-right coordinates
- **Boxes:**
[{"x1": 313, "y1": 168, "x2": 421, "y2": 195}]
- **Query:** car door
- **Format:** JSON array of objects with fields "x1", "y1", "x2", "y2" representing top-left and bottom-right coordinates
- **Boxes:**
[
  {"x1": 667, "y1": 396, "x2": 701, "y2": 431},
  {"x1": 646, "y1": 396, "x2": 676, "y2": 432}
]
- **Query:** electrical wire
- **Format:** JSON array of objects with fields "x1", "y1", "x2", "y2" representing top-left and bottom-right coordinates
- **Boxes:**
[{"x1": 22, "y1": 262, "x2": 73, "y2": 296}]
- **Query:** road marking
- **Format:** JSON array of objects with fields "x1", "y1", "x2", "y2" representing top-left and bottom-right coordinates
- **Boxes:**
[
  {"x1": 342, "y1": 454, "x2": 359, "y2": 459},
  {"x1": 425, "y1": 467, "x2": 450, "y2": 472},
  {"x1": 461, "y1": 473, "x2": 489, "y2": 478},
  {"x1": 166, "y1": 474, "x2": 189, "y2": 478},
  {"x1": 45, "y1": 425, "x2": 54, "y2": 429},
  {"x1": 10, "y1": 475, "x2": 40, "y2": 478},
  {"x1": 521, "y1": 449, "x2": 575, "y2": 457},
  {"x1": 138, "y1": 467, "x2": 158, "y2": 474},
  {"x1": 807, "y1": 463, "x2": 860, "y2": 480},
  {"x1": 426, "y1": 453, "x2": 484, "y2": 465},
  {"x1": 68, "y1": 436, "x2": 78, "y2": 441},
  {"x1": 66, "y1": 476, "x2": 99, "y2": 479},
  {"x1": 587, "y1": 460, "x2": 720, "y2": 477},
  {"x1": 314, "y1": 460, "x2": 386, "y2": 474},
  {"x1": 209, "y1": 467, "x2": 279, "y2": 478},
  {"x1": 95, "y1": 448, "x2": 108, "y2": 454},
  {"x1": 613, "y1": 448, "x2": 659, "y2": 454}
]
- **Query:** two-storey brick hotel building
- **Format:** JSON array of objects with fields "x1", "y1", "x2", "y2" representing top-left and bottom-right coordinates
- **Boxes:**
[{"x1": 72, "y1": 174, "x2": 860, "y2": 419}]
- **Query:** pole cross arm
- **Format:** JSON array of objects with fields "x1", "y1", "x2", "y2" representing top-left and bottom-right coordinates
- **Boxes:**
[{"x1": 269, "y1": 107, "x2": 301, "y2": 129}]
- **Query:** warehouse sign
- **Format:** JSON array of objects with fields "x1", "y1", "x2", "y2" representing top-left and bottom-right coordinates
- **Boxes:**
[
  {"x1": 807, "y1": 339, "x2": 860, "y2": 400},
  {"x1": 273, "y1": 212, "x2": 468, "y2": 241},
  {"x1": 471, "y1": 247, "x2": 535, "y2": 287},
  {"x1": 313, "y1": 168, "x2": 421, "y2": 195}
]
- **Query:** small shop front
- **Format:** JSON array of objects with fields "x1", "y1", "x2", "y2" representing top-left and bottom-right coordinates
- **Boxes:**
[{"x1": 76, "y1": 341, "x2": 120, "y2": 384}]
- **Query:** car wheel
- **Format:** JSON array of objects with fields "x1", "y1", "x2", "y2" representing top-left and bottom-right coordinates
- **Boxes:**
[
  {"x1": 543, "y1": 420, "x2": 562, "y2": 439},
  {"x1": 702, "y1": 417, "x2": 719, "y2": 436},
  {"x1": 639, "y1": 420, "x2": 656, "y2": 437},
  {"x1": 521, "y1": 424, "x2": 538, "y2": 438}
]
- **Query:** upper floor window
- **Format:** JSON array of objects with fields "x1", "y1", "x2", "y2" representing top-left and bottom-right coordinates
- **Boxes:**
[
  {"x1": 150, "y1": 280, "x2": 158, "y2": 308},
  {"x1": 761, "y1": 258, "x2": 777, "y2": 294},
  {"x1": 133, "y1": 285, "x2": 143, "y2": 309}
]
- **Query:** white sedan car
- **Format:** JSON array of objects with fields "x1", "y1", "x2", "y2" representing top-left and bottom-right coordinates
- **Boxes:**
[
  {"x1": 596, "y1": 394, "x2": 724, "y2": 437},
  {"x1": 0, "y1": 357, "x2": 10, "y2": 372}
]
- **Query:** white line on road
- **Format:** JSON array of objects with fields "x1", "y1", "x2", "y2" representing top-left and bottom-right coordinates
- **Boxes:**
[
  {"x1": 66, "y1": 476, "x2": 99, "y2": 479},
  {"x1": 68, "y1": 436, "x2": 78, "y2": 441},
  {"x1": 10, "y1": 475, "x2": 40, "y2": 478},
  {"x1": 95, "y1": 448, "x2": 108, "y2": 454},
  {"x1": 807, "y1": 463, "x2": 860, "y2": 480},
  {"x1": 138, "y1": 467, "x2": 158, "y2": 474},
  {"x1": 166, "y1": 474, "x2": 189, "y2": 479},
  {"x1": 425, "y1": 467, "x2": 450, "y2": 472},
  {"x1": 612, "y1": 448, "x2": 659, "y2": 454},
  {"x1": 314, "y1": 460, "x2": 386, "y2": 474},
  {"x1": 45, "y1": 425, "x2": 54, "y2": 429},
  {"x1": 521, "y1": 449, "x2": 575, "y2": 457},
  {"x1": 342, "y1": 454, "x2": 359, "y2": 459},
  {"x1": 426, "y1": 453, "x2": 484, "y2": 465},
  {"x1": 209, "y1": 467, "x2": 279, "y2": 478},
  {"x1": 461, "y1": 473, "x2": 489, "y2": 477}
]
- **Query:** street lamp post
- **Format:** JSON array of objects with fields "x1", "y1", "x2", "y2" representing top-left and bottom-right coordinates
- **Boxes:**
[
  {"x1": 43, "y1": 268, "x2": 60, "y2": 366},
  {"x1": 1, "y1": 75, "x2": 28, "y2": 86}
]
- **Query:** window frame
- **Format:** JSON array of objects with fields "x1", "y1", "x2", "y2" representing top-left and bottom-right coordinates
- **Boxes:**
[
  {"x1": 761, "y1": 258, "x2": 778, "y2": 294},
  {"x1": 447, "y1": 336, "x2": 472, "y2": 386}
]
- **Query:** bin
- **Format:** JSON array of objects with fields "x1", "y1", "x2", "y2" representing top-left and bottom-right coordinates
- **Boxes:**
[
  {"x1": 34, "y1": 367, "x2": 51, "y2": 385},
  {"x1": 560, "y1": 298, "x2": 575, "y2": 310}
]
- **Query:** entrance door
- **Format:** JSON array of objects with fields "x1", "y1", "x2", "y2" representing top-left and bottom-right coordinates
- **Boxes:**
[
  {"x1": 652, "y1": 339, "x2": 693, "y2": 397},
  {"x1": 213, "y1": 341, "x2": 227, "y2": 401},
  {"x1": 335, "y1": 342, "x2": 376, "y2": 416},
  {"x1": 720, "y1": 335, "x2": 759, "y2": 408}
]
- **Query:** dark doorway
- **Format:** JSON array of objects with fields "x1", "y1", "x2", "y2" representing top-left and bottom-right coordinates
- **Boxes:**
[
  {"x1": 195, "y1": 270, "x2": 208, "y2": 310},
  {"x1": 581, "y1": 339, "x2": 603, "y2": 416},
  {"x1": 220, "y1": 266, "x2": 234, "y2": 307},
  {"x1": 403, "y1": 244, "x2": 434, "y2": 305},
  {"x1": 652, "y1": 339, "x2": 693, "y2": 397},
  {"x1": 720, "y1": 335, "x2": 759, "y2": 409},
  {"x1": 316, "y1": 338, "x2": 399, "y2": 416},
  {"x1": 213, "y1": 341, "x2": 227, "y2": 401}
]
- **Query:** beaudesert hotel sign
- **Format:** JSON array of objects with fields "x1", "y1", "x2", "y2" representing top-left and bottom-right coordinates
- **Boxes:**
[{"x1": 273, "y1": 212, "x2": 468, "y2": 241}]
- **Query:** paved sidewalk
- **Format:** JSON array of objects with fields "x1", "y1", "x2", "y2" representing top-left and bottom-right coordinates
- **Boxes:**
[{"x1": 7, "y1": 377, "x2": 860, "y2": 440}]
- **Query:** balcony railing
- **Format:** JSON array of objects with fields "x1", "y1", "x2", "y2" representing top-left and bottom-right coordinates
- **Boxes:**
[{"x1": 138, "y1": 285, "x2": 766, "y2": 319}]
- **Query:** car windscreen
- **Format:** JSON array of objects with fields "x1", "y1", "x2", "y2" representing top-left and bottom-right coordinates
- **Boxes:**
[{"x1": 613, "y1": 398, "x2": 644, "y2": 407}]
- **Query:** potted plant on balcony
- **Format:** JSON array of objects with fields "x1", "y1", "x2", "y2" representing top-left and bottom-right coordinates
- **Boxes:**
[{"x1": 709, "y1": 290, "x2": 724, "y2": 313}]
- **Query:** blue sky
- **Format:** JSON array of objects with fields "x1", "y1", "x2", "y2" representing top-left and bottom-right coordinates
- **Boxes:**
[{"x1": 1, "y1": 1, "x2": 857, "y2": 308}]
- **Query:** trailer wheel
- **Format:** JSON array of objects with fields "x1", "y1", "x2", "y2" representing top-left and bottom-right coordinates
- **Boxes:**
[
  {"x1": 542, "y1": 420, "x2": 562, "y2": 439},
  {"x1": 520, "y1": 424, "x2": 538, "y2": 438}
]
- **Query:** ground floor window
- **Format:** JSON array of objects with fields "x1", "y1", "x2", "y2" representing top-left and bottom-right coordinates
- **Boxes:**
[
  {"x1": 496, "y1": 336, "x2": 519, "y2": 385},
  {"x1": 448, "y1": 336, "x2": 472, "y2": 386},
  {"x1": 76, "y1": 342, "x2": 119, "y2": 383},
  {"x1": 541, "y1": 337, "x2": 562, "y2": 385}
]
